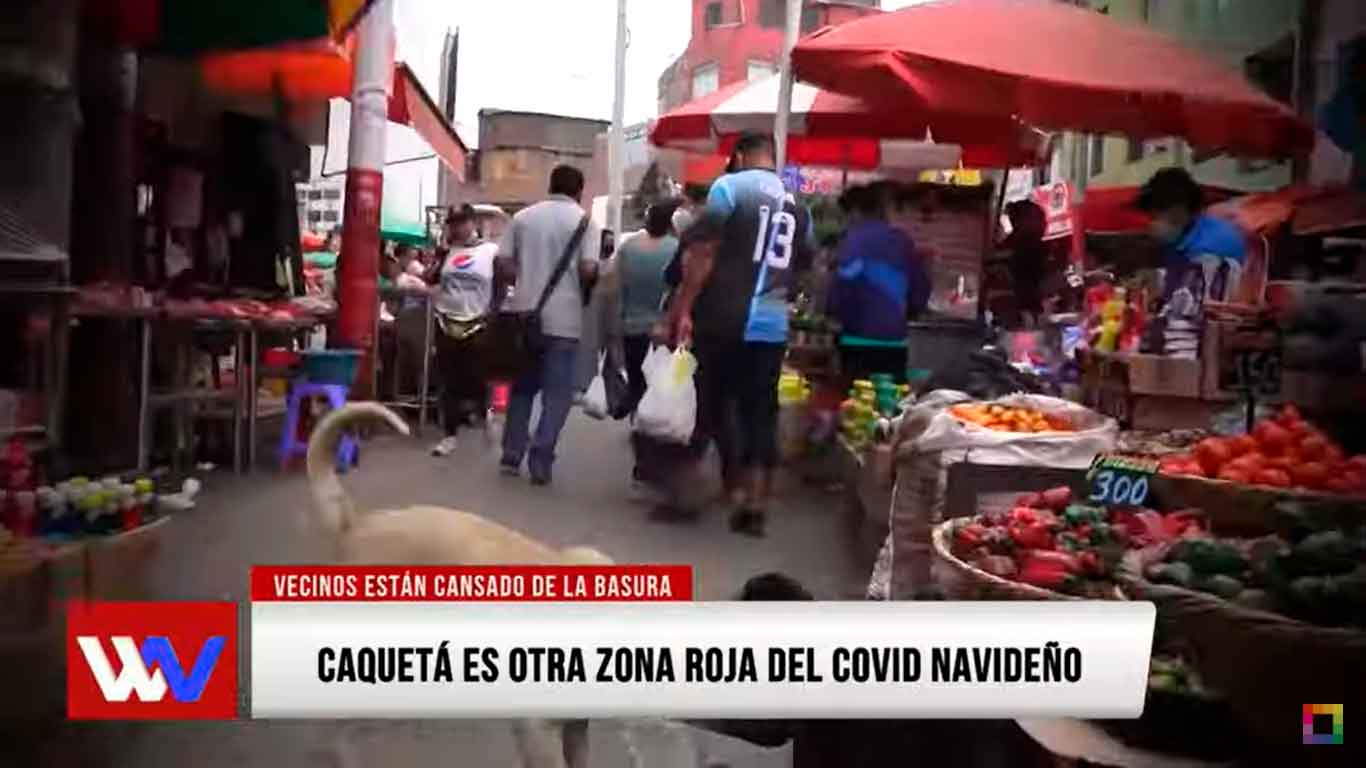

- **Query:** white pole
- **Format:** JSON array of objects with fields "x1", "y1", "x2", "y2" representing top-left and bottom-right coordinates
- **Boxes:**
[
  {"x1": 607, "y1": 0, "x2": 629, "y2": 235},
  {"x1": 774, "y1": 0, "x2": 802, "y2": 171}
]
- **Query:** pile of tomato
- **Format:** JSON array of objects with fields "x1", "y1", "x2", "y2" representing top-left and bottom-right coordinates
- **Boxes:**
[{"x1": 1158, "y1": 405, "x2": 1366, "y2": 495}]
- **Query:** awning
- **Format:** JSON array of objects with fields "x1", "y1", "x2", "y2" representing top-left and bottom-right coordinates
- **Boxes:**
[
  {"x1": 200, "y1": 44, "x2": 466, "y2": 180},
  {"x1": 388, "y1": 63, "x2": 466, "y2": 182}
]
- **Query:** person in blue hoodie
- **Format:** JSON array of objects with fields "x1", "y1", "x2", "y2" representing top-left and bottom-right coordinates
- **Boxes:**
[
  {"x1": 827, "y1": 183, "x2": 930, "y2": 383},
  {"x1": 1136, "y1": 167, "x2": 1246, "y2": 304}
]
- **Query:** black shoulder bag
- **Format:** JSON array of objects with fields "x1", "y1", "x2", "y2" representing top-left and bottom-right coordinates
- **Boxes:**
[{"x1": 488, "y1": 214, "x2": 590, "y2": 378}]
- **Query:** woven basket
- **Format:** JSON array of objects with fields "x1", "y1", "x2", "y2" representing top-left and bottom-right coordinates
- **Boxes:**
[
  {"x1": 932, "y1": 520, "x2": 1105, "y2": 601},
  {"x1": 1119, "y1": 550, "x2": 1366, "y2": 760}
]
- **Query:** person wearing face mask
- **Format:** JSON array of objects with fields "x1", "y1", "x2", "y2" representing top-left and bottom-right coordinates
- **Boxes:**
[{"x1": 1135, "y1": 167, "x2": 1246, "y2": 304}]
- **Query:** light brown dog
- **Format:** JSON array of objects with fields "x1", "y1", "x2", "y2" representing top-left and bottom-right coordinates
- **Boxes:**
[{"x1": 306, "y1": 402, "x2": 606, "y2": 768}]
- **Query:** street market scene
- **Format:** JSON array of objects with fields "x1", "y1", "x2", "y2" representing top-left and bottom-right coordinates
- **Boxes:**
[{"x1": 2, "y1": 0, "x2": 1365, "y2": 766}]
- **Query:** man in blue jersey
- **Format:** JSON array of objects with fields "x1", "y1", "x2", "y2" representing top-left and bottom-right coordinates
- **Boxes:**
[{"x1": 669, "y1": 133, "x2": 814, "y2": 537}]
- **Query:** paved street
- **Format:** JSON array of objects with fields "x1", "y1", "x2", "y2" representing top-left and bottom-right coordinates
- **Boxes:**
[{"x1": 7, "y1": 410, "x2": 872, "y2": 768}]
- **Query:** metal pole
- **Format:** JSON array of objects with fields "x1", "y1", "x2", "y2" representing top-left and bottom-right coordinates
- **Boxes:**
[
  {"x1": 336, "y1": 0, "x2": 394, "y2": 399},
  {"x1": 774, "y1": 0, "x2": 802, "y2": 171},
  {"x1": 607, "y1": 0, "x2": 629, "y2": 235}
]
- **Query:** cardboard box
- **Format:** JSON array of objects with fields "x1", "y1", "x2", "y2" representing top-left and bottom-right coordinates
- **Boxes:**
[{"x1": 1124, "y1": 354, "x2": 1203, "y2": 398}]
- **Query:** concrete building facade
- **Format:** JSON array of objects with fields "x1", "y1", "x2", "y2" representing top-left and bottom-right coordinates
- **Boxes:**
[
  {"x1": 656, "y1": 0, "x2": 881, "y2": 114},
  {"x1": 455, "y1": 109, "x2": 609, "y2": 213}
]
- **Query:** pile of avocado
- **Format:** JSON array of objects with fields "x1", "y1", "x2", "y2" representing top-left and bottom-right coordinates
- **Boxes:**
[
  {"x1": 1146, "y1": 501, "x2": 1366, "y2": 628},
  {"x1": 1147, "y1": 655, "x2": 1216, "y2": 699}
]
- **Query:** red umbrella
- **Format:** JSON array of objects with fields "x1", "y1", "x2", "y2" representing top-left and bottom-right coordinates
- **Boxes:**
[
  {"x1": 791, "y1": 0, "x2": 1313, "y2": 158},
  {"x1": 650, "y1": 75, "x2": 1048, "y2": 169}
]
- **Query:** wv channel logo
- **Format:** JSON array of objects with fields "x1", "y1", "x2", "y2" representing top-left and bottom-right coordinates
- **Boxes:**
[{"x1": 67, "y1": 601, "x2": 238, "y2": 720}]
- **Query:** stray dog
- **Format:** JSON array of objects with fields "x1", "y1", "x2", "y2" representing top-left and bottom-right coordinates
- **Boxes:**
[{"x1": 306, "y1": 402, "x2": 610, "y2": 768}]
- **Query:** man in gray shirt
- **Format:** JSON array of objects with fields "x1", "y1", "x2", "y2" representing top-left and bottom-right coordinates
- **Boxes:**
[{"x1": 495, "y1": 165, "x2": 601, "y2": 484}]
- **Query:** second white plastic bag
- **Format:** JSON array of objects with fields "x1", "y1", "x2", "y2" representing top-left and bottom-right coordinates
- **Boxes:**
[{"x1": 634, "y1": 346, "x2": 698, "y2": 445}]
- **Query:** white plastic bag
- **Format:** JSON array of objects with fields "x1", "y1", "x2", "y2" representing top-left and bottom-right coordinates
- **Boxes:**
[
  {"x1": 582, "y1": 374, "x2": 609, "y2": 420},
  {"x1": 634, "y1": 346, "x2": 697, "y2": 445}
]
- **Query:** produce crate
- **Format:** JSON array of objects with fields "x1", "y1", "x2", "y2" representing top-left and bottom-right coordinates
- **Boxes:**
[
  {"x1": 941, "y1": 461, "x2": 1357, "y2": 540},
  {"x1": 1085, "y1": 351, "x2": 1202, "y2": 399},
  {"x1": 85, "y1": 516, "x2": 170, "y2": 600},
  {"x1": 1120, "y1": 550, "x2": 1366, "y2": 761},
  {"x1": 0, "y1": 542, "x2": 86, "y2": 720},
  {"x1": 0, "y1": 520, "x2": 168, "y2": 720},
  {"x1": 1083, "y1": 352, "x2": 1224, "y2": 430}
]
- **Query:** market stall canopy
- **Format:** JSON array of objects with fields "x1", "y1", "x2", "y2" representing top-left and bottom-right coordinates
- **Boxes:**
[
  {"x1": 87, "y1": 0, "x2": 373, "y2": 54},
  {"x1": 380, "y1": 211, "x2": 429, "y2": 246},
  {"x1": 1292, "y1": 188, "x2": 1366, "y2": 236},
  {"x1": 200, "y1": 46, "x2": 466, "y2": 179},
  {"x1": 650, "y1": 75, "x2": 1048, "y2": 170},
  {"x1": 791, "y1": 0, "x2": 1314, "y2": 158}
]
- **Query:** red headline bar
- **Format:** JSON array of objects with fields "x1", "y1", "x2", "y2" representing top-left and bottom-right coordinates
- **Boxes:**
[{"x1": 250, "y1": 565, "x2": 693, "y2": 602}]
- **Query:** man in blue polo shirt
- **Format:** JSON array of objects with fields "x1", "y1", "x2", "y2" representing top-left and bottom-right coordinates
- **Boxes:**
[{"x1": 669, "y1": 133, "x2": 814, "y2": 537}]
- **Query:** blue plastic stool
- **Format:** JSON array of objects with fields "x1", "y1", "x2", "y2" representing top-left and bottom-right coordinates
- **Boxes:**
[{"x1": 278, "y1": 381, "x2": 358, "y2": 473}]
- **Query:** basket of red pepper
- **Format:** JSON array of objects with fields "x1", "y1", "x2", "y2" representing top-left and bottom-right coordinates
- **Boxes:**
[{"x1": 933, "y1": 485, "x2": 1208, "y2": 600}]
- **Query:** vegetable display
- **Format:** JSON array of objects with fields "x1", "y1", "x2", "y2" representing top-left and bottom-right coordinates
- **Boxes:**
[
  {"x1": 949, "y1": 486, "x2": 1207, "y2": 597},
  {"x1": 1144, "y1": 502, "x2": 1366, "y2": 629},
  {"x1": 949, "y1": 403, "x2": 1075, "y2": 433},
  {"x1": 1157, "y1": 405, "x2": 1366, "y2": 496}
]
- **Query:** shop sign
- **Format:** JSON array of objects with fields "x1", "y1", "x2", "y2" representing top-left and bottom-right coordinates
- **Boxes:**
[{"x1": 1031, "y1": 181, "x2": 1074, "y2": 240}]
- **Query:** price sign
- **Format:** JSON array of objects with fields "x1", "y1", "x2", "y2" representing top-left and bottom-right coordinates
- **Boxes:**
[
  {"x1": 1086, "y1": 454, "x2": 1158, "y2": 508},
  {"x1": 1229, "y1": 348, "x2": 1282, "y2": 397},
  {"x1": 1218, "y1": 325, "x2": 1282, "y2": 397}
]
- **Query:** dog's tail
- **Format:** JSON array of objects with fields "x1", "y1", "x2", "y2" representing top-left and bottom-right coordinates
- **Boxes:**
[{"x1": 305, "y1": 402, "x2": 410, "y2": 536}]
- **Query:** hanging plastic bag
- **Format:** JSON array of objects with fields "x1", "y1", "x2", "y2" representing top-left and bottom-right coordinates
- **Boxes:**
[
  {"x1": 634, "y1": 346, "x2": 697, "y2": 445},
  {"x1": 582, "y1": 372, "x2": 610, "y2": 420}
]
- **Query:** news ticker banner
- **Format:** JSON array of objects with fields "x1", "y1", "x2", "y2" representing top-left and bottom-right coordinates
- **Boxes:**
[{"x1": 250, "y1": 565, "x2": 1156, "y2": 720}]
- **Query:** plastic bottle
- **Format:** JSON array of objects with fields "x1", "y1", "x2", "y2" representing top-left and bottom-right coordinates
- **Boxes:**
[
  {"x1": 119, "y1": 484, "x2": 140, "y2": 531},
  {"x1": 485, "y1": 381, "x2": 510, "y2": 452},
  {"x1": 134, "y1": 478, "x2": 155, "y2": 523}
]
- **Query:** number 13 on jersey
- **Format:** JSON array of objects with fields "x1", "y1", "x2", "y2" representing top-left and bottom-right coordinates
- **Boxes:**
[{"x1": 751, "y1": 204, "x2": 796, "y2": 270}]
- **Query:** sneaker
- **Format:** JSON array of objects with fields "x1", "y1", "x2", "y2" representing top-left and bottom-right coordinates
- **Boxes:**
[
  {"x1": 431, "y1": 436, "x2": 458, "y2": 457},
  {"x1": 529, "y1": 471, "x2": 551, "y2": 487},
  {"x1": 499, "y1": 458, "x2": 521, "y2": 477}
]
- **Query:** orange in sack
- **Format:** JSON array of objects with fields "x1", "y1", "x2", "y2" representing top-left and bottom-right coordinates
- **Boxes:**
[{"x1": 949, "y1": 402, "x2": 1076, "y2": 434}]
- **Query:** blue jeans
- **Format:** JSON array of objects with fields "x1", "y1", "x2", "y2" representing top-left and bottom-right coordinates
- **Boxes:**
[{"x1": 502, "y1": 336, "x2": 579, "y2": 479}]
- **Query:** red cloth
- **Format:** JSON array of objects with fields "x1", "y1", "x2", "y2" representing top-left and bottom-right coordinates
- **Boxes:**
[{"x1": 792, "y1": 0, "x2": 1313, "y2": 158}]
